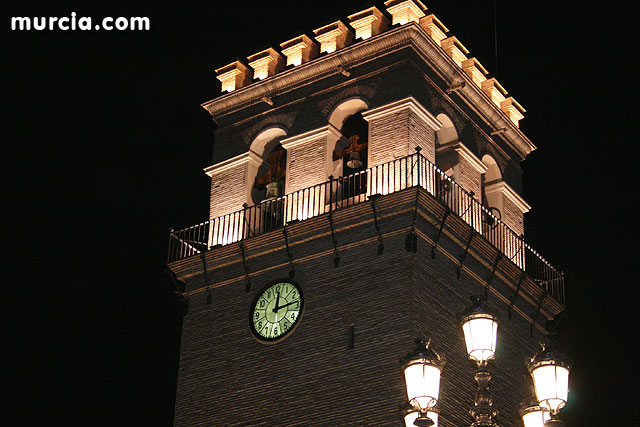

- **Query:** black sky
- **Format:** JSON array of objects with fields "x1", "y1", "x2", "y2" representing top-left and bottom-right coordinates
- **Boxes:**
[{"x1": 6, "y1": 1, "x2": 630, "y2": 425}]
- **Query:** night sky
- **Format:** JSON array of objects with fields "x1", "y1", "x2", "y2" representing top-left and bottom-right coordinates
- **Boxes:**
[{"x1": 6, "y1": 1, "x2": 629, "y2": 425}]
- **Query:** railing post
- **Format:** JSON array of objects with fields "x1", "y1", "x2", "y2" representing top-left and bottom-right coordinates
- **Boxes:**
[
  {"x1": 328, "y1": 175, "x2": 334, "y2": 213},
  {"x1": 242, "y1": 203, "x2": 249, "y2": 241},
  {"x1": 167, "y1": 228, "x2": 174, "y2": 263},
  {"x1": 415, "y1": 146, "x2": 422, "y2": 189}
]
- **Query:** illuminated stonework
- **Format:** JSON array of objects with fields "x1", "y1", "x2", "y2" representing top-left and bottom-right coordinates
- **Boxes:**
[
  {"x1": 436, "y1": 141, "x2": 488, "y2": 232},
  {"x1": 484, "y1": 179, "x2": 531, "y2": 258},
  {"x1": 384, "y1": 0, "x2": 427, "y2": 26},
  {"x1": 481, "y1": 78, "x2": 508, "y2": 108},
  {"x1": 215, "y1": 60, "x2": 251, "y2": 93},
  {"x1": 280, "y1": 35, "x2": 318, "y2": 67},
  {"x1": 441, "y1": 36, "x2": 469, "y2": 67},
  {"x1": 210, "y1": 3, "x2": 528, "y2": 135},
  {"x1": 419, "y1": 14, "x2": 449, "y2": 46},
  {"x1": 462, "y1": 57, "x2": 489, "y2": 87},
  {"x1": 501, "y1": 97, "x2": 526, "y2": 128},
  {"x1": 348, "y1": 6, "x2": 388, "y2": 40},
  {"x1": 248, "y1": 48, "x2": 285, "y2": 80},
  {"x1": 314, "y1": 21, "x2": 353, "y2": 54}
]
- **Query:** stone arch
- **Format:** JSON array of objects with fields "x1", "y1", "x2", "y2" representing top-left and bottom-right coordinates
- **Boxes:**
[
  {"x1": 327, "y1": 97, "x2": 369, "y2": 129},
  {"x1": 481, "y1": 154, "x2": 502, "y2": 184},
  {"x1": 249, "y1": 126, "x2": 288, "y2": 157},
  {"x1": 481, "y1": 153, "x2": 504, "y2": 223},
  {"x1": 435, "y1": 113, "x2": 458, "y2": 146},
  {"x1": 434, "y1": 113, "x2": 458, "y2": 176},
  {"x1": 248, "y1": 126, "x2": 288, "y2": 204},
  {"x1": 326, "y1": 98, "x2": 369, "y2": 179}
]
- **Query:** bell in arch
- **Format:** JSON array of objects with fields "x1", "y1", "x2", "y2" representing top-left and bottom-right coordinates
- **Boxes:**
[
  {"x1": 334, "y1": 133, "x2": 368, "y2": 170},
  {"x1": 346, "y1": 150, "x2": 363, "y2": 169},
  {"x1": 265, "y1": 180, "x2": 282, "y2": 199},
  {"x1": 255, "y1": 144, "x2": 286, "y2": 200}
]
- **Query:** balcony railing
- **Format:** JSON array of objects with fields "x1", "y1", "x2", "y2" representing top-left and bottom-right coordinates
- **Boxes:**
[{"x1": 168, "y1": 151, "x2": 564, "y2": 303}]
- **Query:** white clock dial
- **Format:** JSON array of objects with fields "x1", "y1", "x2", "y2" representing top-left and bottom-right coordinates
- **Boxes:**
[{"x1": 251, "y1": 280, "x2": 303, "y2": 341}]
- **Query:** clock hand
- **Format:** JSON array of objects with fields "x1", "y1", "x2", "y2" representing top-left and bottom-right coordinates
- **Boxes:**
[
  {"x1": 274, "y1": 300, "x2": 298, "y2": 311},
  {"x1": 273, "y1": 292, "x2": 280, "y2": 313}
]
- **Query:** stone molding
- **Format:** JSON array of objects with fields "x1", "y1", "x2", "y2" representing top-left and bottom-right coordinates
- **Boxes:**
[
  {"x1": 485, "y1": 180, "x2": 531, "y2": 213},
  {"x1": 361, "y1": 96, "x2": 442, "y2": 130},
  {"x1": 280, "y1": 125, "x2": 340, "y2": 150},
  {"x1": 443, "y1": 141, "x2": 488, "y2": 174},
  {"x1": 202, "y1": 23, "x2": 536, "y2": 159},
  {"x1": 204, "y1": 151, "x2": 252, "y2": 177}
]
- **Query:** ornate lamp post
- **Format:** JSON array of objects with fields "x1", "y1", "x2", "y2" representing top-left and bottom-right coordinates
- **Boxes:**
[
  {"x1": 460, "y1": 295, "x2": 499, "y2": 427},
  {"x1": 527, "y1": 335, "x2": 571, "y2": 427},
  {"x1": 402, "y1": 338, "x2": 446, "y2": 427}
]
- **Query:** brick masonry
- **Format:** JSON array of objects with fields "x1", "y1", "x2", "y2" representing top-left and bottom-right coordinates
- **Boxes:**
[
  {"x1": 209, "y1": 162, "x2": 249, "y2": 220},
  {"x1": 170, "y1": 188, "x2": 561, "y2": 426}
]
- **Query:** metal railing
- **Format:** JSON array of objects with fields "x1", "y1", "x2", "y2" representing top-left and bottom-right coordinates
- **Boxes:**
[{"x1": 168, "y1": 151, "x2": 564, "y2": 303}]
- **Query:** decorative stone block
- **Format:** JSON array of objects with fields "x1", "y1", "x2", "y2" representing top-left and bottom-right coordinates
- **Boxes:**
[
  {"x1": 313, "y1": 20, "x2": 353, "y2": 54},
  {"x1": 481, "y1": 78, "x2": 508, "y2": 108},
  {"x1": 215, "y1": 60, "x2": 252, "y2": 93},
  {"x1": 247, "y1": 47, "x2": 285, "y2": 80},
  {"x1": 462, "y1": 57, "x2": 488, "y2": 87},
  {"x1": 419, "y1": 13, "x2": 449, "y2": 46},
  {"x1": 348, "y1": 6, "x2": 389, "y2": 40},
  {"x1": 384, "y1": 0, "x2": 427, "y2": 26},
  {"x1": 280, "y1": 35, "x2": 319, "y2": 67},
  {"x1": 441, "y1": 36, "x2": 469, "y2": 67},
  {"x1": 501, "y1": 97, "x2": 526, "y2": 127}
]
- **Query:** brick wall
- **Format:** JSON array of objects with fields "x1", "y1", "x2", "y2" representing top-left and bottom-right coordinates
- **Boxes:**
[
  {"x1": 502, "y1": 196, "x2": 524, "y2": 237},
  {"x1": 170, "y1": 188, "x2": 560, "y2": 426},
  {"x1": 365, "y1": 98, "x2": 438, "y2": 168},
  {"x1": 209, "y1": 162, "x2": 249, "y2": 220},
  {"x1": 282, "y1": 129, "x2": 330, "y2": 195},
  {"x1": 456, "y1": 154, "x2": 482, "y2": 199}
]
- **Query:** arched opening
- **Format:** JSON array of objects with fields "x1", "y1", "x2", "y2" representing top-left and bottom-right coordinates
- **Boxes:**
[
  {"x1": 327, "y1": 98, "x2": 368, "y2": 180},
  {"x1": 249, "y1": 127, "x2": 288, "y2": 205},
  {"x1": 434, "y1": 114, "x2": 458, "y2": 207},
  {"x1": 481, "y1": 154, "x2": 502, "y2": 184},
  {"x1": 481, "y1": 154, "x2": 503, "y2": 227},
  {"x1": 434, "y1": 113, "x2": 458, "y2": 175},
  {"x1": 328, "y1": 98, "x2": 369, "y2": 130},
  {"x1": 254, "y1": 144, "x2": 286, "y2": 201},
  {"x1": 435, "y1": 113, "x2": 458, "y2": 146},
  {"x1": 332, "y1": 112, "x2": 369, "y2": 200}
]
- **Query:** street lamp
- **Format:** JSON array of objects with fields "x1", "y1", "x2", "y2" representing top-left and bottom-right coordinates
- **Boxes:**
[
  {"x1": 520, "y1": 395, "x2": 551, "y2": 427},
  {"x1": 527, "y1": 335, "x2": 571, "y2": 426},
  {"x1": 461, "y1": 295, "x2": 498, "y2": 365},
  {"x1": 460, "y1": 295, "x2": 499, "y2": 426},
  {"x1": 402, "y1": 338, "x2": 446, "y2": 427}
]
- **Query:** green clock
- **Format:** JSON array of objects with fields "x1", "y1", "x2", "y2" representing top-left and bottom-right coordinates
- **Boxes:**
[{"x1": 250, "y1": 279, "x2": 304, "y2": 342}]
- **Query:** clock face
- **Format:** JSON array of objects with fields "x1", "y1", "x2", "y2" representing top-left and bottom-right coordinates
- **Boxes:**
[{"x1": 250, "y1": 280, "x2": 304, "y2": 342}]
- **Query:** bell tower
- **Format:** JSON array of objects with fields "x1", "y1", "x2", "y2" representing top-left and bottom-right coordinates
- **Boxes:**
[{"x1": 167, "y1": 1, "x2": 567, "y2": 425}]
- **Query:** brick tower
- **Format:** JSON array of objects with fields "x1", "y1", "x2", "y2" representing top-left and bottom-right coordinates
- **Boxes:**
[{"x1": 167, "y1": 1, "x2": 565, "y2": 425}]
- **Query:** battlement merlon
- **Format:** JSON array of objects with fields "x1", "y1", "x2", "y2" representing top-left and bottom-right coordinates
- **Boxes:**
[{"x1": 202, "y1": 23, "x2": 536, "y2": 160}]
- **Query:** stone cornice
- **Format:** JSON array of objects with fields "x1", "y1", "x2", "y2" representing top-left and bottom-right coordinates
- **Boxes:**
[
  {"x1": 361, "y1": 96, "x2": 442, "y2": 130},
  {"x1": 280, "y1": 125, "x2": 338, "y2": 150},
  {"x1": 204, "y1": 151, "x2": 251, "y2": 176},
  {"x1": 201, "y1": 23, "x2": 537, "y2": 160},
  {"x1": 485, "y1": 180, "x2": 531, "y2": 213},
  {"x1": 451, "y1": 142, "x2": 488, "y2": 174}
]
